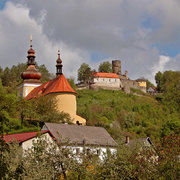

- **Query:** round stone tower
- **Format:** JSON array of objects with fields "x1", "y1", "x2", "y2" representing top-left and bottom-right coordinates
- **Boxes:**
[{"x1": 112, "y1": 60, "x2": 121, "y2": 75}]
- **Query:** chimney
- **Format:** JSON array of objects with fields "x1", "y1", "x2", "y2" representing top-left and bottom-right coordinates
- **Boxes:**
[{"x1": 125, "y1": 136, "x2": 130, "y2": 144}]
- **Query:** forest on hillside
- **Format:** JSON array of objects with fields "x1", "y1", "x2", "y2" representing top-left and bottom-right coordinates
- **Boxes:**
[
  {"x1": 0, "y1": 63, "x2": 179, "y2": 179},
  {"x1": 0, "y1": 63, "x2": 179, "y2": 141}
]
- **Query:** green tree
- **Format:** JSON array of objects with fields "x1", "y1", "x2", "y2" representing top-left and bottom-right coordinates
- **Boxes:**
[
  {"x1": 161, "y1": 71, "x2": 180, "y2": 112},
  {"x1": 161, "y1": 119, "x2": 180, "y2": 137},
  {"x1": 2, "y1": 67, "x2": 11, "y2": 87},
  {"x1": 37, "y1": 64, "x2": 52, "y2": 82},
  {"x1": 19, "y1": 96, "x2": 72, "y2": 124},
  {"x1": 145, "y1": 79, "x2": 155, "y2": 90},
  {"x1": 78, "y1": 63, "x2": 93, "y2": 83},
  {"x1": 98, "y1": 61, "x2": 112, "y2": 73},
  {"x1": 67, "y1": 77, "x2": 77, "y2": 91},
  {"x1": 155, "y1": 71, "x2": 163, "y2": 92},
  {"x1": 0, "y1": 80, "x2": 17, "y2": 134},
  {"x1": 0, "y1": 66, "x2": 3, "y2": 79}
]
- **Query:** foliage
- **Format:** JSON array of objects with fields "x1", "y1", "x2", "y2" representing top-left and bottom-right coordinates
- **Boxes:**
[
  {"x1": 37, "y1": 64, "x2": 53, "y2": 82},
  {"x1": 17, "y1": 96, "x2": 72, "y2": 124},
  {"x1": 155, "y1": 131, "x2": 180, "y2": 180},
  {"x1": 67, "y1": 78, "x2": 77, "y2": 91},
  {"x1": 0, "y1": 63, "x2": 52, "y2": 93},
  {"x1": 0, "y1": 138, "x2": 23, "y2": 180},
  {"x1": 77, "y1": 89, "x2": 179, "y2": 140},
  {"x1": 130, "y1": 87, "x2": 147, "y2": 96},
  {"x1": 145, "y1": 79, "x2": 155, "y2": 90},
  {"x1": 98, "y1": 61, "x2": 112, "y2": 73},
  {"x1": 160, "y1": 119, "x2": 180, "y2": 137},
  {"x1": 0, "y1": 80, "x2": 17, "y2": 135},
  {"x1": 1, "y1": 134, "x2": 179, "y2": 179},
  {"x1": 77, "y1": 63, "x2": 95, "y2": 83},
  {"x1": 155, "y1": 71, "x2": 163, "y2": 92},
  {"x1": 162, "y1": 71, "x2": 180, "y2": 113}
]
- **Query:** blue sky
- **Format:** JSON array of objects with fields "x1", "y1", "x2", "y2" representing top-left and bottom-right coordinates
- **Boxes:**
[
  {"x1": 0, "y1": 0, "x2": 7, "y2": 10},
  {"x1": 0, "y1": 0, "x2": 179, "y2": 82}
]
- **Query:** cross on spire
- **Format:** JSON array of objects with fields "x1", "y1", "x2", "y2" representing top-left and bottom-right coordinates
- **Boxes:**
[{"x1": 56, "y1": 49, "x2": 63, "y2": 76}]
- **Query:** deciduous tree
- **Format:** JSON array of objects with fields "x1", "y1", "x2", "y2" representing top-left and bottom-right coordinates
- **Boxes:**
[{"x1": 98, "y1": 61, "x2": 112, "y2": 73}]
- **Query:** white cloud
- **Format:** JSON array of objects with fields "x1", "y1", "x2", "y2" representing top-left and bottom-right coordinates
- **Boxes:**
[
  {"x1": 151, "y1": 55, "x2": 170, "y2": 83},
  {"x1": 0, "y1": 2, "x2": 92, "y2": 80},
  {"x1": 0, "y1": 0, "x2": 179, "y2": 83}
]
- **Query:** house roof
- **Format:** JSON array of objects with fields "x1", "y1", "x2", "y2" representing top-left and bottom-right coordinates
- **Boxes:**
[
  {"x1": 42, "y1": 122, "x2": 117, "y2": 147},
  {"x1": 93, "y1": 72, "x2": 119, "y2": 78},
  {"x1": 147, "y1": 87, "x2": 156, "y2": 92},
  {"x1": 3, "y1": 131, "x2": 48, "y2": 143},
  {"x1": 126, "y1": 137, "x2": 151, "y2": 148},
  {"x1": 136, "y1": 78, "x2": 146, "y2": 82},
  {"x1": 26, "y1": 74, "x2": 76, "y2": 100}
]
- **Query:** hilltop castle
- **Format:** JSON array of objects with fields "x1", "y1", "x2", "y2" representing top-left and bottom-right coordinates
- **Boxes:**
[{"x1": 79, "y1": 60, "x2": 147, "y2": 93}]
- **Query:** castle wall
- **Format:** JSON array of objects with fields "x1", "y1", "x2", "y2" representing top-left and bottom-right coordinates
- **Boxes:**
[
  {"x1": 120, "y1": 79, "x2": 139, "y2": 93},
  {"x1": 91, "y1": 76, "x2": 123, "y2": 90},
  {"x1": 93, "y1": 77, "x2": 121, "y2": 87},
  {"x1": 90, "y1": 84, "x2": 121, "y2": 91}
]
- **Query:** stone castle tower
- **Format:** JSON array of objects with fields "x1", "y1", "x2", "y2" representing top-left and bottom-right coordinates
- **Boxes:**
[{"x1": 112, "y1": 60, "x2": 121, "y2": 75}]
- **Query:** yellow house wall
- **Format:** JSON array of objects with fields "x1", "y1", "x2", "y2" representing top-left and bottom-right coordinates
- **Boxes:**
[
  {"x1": 50, "y1": 93, "x2": 86, "y2": 125},
  {"x1": 54, "y1": 93, "x2": 76, "y2": 116},
  {"x1": 138, "y1": 81, "x2": 147, "y2": 87}
]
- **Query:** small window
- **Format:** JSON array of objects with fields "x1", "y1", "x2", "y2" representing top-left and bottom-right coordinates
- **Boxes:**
[
  {"x1": 97, "y1": 149, "x2": 101, "y2": 155},
  {"x1": 76, "y1": 148, "x2": 80, "y2": 155},
  {"x1": 87, "y1": 148, "x2": 91, "y2": 155}
]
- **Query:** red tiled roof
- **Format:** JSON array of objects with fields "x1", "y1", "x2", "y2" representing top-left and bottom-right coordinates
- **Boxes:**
[
  {"x1": 26, "y1": 74, "x2": 76, "y2": 100},
  {"x1": 3, "y1": 131, "x2": 48, "y2": 143},
  {"x1": 93, "y1": 72, "x2": 119, "y2": 78}
]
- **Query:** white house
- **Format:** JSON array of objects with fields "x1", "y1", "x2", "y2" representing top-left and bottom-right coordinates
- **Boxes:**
[
  {"x1": 3, "y1": 122, "x2": 117, "y2": 160},
  {"x1": 3, "y1": 131, "x2": 54, "y2": 151},
  {"x1": 92, "y1": 72, "x2": 123, "y2": 90},
  {"x1": 41, "y1": 122, "x2": 117, "y2": 160}
]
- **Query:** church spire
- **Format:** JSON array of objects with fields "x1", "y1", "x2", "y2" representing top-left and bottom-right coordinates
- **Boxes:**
[
  {"x1": 21, "y1": 36, "x2": 41, "y2": 82},
  {"x1": 27, "y1": 35, "x2": 35, "y2": 65},
  {"x1": 56, "y1": 49, "x2": 63, "y2": 76}
]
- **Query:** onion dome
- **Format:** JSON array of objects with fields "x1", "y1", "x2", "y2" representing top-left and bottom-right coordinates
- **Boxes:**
[
  {"x1": 21, "y1": 36, "x2": 41, "y2": 82},
  {"x1": 21, "y1": 66, "x2": 42, "y2": 80},
  {"x1": 56, "y1": 49, "x2": 63, "y2": 76}
]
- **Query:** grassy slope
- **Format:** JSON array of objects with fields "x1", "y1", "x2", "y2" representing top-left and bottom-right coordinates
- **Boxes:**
[{"x1": 76, "y1": 89, "x2": 177, "y2": 141}]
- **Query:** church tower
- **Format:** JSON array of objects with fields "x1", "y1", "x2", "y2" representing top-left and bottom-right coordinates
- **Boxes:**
[
  {"x1": 26, "y1": 50, "x2": 86, "y2": 125},
  {"x1": 17, "y1": 36, "x2": 42, "y2": 97}
]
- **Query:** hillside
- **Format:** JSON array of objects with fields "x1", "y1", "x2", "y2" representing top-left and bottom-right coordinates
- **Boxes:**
[
  {"x1": 77, "y1": 89, "x2": 179, "y2": 141},
  {"x1": 1, "y1": 63, "x2": 179, "y2": 142}
]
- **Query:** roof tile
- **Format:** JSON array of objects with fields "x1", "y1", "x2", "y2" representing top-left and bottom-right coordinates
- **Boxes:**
[
  {"x1": 26, "y1": 74, "x2": 76, "y2": 100},
  {"x1": 94, "y1": 72, "x2": 119, "y2": 78},
  {"x1": 43, "y1": 122, "x2": 117, "y2": 147},
  {"x1": 3, "y1": 131, "x2": 48, "y2": 143}
]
